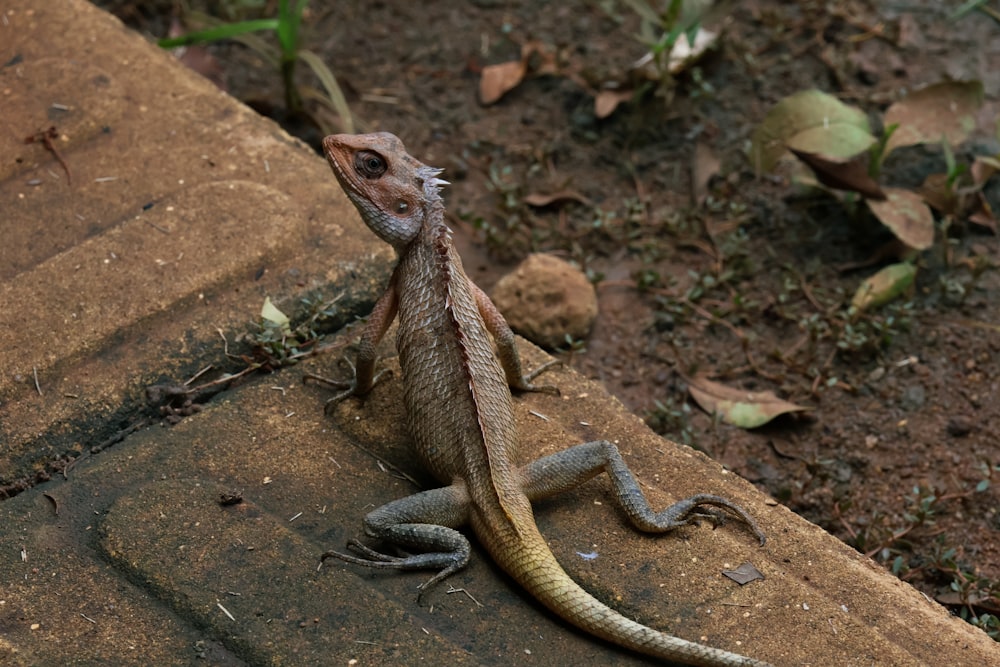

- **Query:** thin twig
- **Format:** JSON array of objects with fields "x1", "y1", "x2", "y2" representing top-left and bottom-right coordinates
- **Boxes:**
[{"x1": 25, "y1": 126, "x2": 71, "y2": 184}]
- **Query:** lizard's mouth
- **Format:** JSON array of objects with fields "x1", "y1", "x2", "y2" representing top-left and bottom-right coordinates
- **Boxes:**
[{"x1": 321, "y1": 135, "x2": 359, "y2": 184}]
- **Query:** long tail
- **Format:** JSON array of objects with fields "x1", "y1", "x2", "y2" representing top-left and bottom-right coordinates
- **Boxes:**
[{"x1": 490, "y1": 527, "x2": 772, "y2": 667}]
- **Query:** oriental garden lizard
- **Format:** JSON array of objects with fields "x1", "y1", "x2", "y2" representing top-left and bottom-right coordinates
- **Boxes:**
[{"x1": 313, "y1": 132, "x2": 770, "y2": 667}]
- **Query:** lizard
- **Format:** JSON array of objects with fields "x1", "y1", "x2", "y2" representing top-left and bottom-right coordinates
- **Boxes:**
[{"x1": 313, "y1": 131, "x2": 771, "y2": 667}]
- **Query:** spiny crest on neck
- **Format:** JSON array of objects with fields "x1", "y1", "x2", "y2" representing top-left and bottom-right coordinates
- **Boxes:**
[{"x1": 419, "y1": 165, "x2": 448, "y2": 204}]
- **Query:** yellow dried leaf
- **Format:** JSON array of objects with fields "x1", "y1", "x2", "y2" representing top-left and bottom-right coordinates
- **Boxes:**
[{"x1": 688, "y1": 375, "x2": 810, "y2": 429}]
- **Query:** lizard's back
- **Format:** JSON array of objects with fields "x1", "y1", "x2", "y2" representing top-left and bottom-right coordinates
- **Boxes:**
[{"x1": 394, "y1": 218, "x2": 521, "y2": 495}]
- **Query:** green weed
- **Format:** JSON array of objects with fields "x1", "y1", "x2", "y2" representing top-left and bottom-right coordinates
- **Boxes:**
[{"x1": 159, "y1": 0, "x2": 352, "y2": 133}]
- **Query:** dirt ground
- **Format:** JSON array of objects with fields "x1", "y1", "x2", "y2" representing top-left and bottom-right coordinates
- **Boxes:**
[{"x1": 99, "y1": 0, "x2": 1000, "y2": 636}]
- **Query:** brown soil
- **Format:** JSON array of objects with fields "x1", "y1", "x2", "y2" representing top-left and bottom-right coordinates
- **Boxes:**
[{"x1": 101, "y1": 0, "x2": 1000, "y2": 632}]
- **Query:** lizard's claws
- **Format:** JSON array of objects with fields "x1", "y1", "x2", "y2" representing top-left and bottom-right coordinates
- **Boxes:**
[
  {"x1": 304, "y1": 359, "x2": 392, "y2": 413},
  {"x1": 511, "y1": 359, "x2": 562, "y2": 395},
  {"x1": 670, "y1": 494, "x2": 767, "y2": 546}
]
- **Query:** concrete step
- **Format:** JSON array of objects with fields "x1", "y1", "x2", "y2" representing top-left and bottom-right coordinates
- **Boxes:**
[{"x1": 1, "y1": 1, "x2": 998, "y2": 665}]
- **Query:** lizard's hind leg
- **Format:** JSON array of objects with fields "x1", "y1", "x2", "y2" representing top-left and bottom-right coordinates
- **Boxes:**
[
  {"x1": 322, "y1": 483, "x2": 474, "y2": 590},
  {"x1": 519, "y1": 439, "x2": 765, "y2": 545}
]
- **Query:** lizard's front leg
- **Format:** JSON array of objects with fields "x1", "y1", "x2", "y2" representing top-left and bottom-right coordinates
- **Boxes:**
[
  {"x1": 470, "y1": 283, "x2": 561, "y2": 393},
  {"x1": 322, "y1": 482, "x2": 474, "y2": 589},
  {"x1": 305, "y1": 271, "x2": 400, "y2": 407},
  {"x1": 519, "y1": 440, "x2": 765, "y2": 544}
]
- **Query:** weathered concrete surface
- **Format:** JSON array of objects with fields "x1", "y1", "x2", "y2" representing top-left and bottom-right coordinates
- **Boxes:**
[
  {"x1": 0, "y1": 0, "x2": 392, "y2": 487},
  {"x1": 1, "y1": 1, "x2": 999, "y2": 666}
]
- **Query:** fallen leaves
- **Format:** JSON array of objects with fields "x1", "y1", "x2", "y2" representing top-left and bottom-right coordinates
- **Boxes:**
[
  {"x1": 789, "y1": 149, "x2": 885, "y2": 201},
  {"x1": 478, "y1": 41, "x2": 558, "y2": 105},
  {"x1": 479, "y1": 60, "x2": 529, "y2": 106},
  {"x1": 919, "y1": 155, "x2": 1000, "y2": 234},
  {"x1": 850, "y1": 262, "x2": 917, "y2": 312},
  {"x1": 595, "y1": 28, "x2": 719, "y2": 119},
  {"x1": 688, "y1": 375, "x2": 810, "y2": 429},
  {"x1": 865, "y1": 188, "x2": 935, "y2": 251},
  {"x1": 478, "y1": 30, "x2": 718, "y2": 118},
  {"x1": 750, "y1": 89, "x2": 876, "y2": 174},
  {"x1": 722, "y1": 562, "x2": 765, "y2": 585},
  {"x1": 593, "y1": 89, "x2": 635, "y2": 119},
  {"x1": 883, "y1": 81, "x2": 984, "y2": 155},
  {"x1": 522, "y1": 189, "x2": 592, "y2": 208},
  {"x1": 751, "y1": 80, "x2": 995, "y2": 312}
]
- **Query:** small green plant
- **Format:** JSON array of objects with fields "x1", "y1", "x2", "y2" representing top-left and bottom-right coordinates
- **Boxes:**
[
  {"x1": 461, "y1": 163, "x2": 535, "y2": 260},
  {"x1": 839, "y1": 485, "x2": 941, "y2": 561},
  {"x1": 146, "y1": 292, "x2": 342, "y2": 419},
  {"x1": 633, "y1": 267, "x2": 663, "y2": 291},
  {"x1": 838, "y1": 479, "x2": 1000, "y2": 640},
  {"x1": 975, "y1": 461, "x2": 1000, "y2": 493},
  {"x1": 966, "y1": 612, "x2": 1000, "y2": 641},
  {"x1": 645, "y1": 395, "x2": 695, "y2": 446},
  {"x1": 159, "y1": 0, "x2": 352, "y2": 133},
  {"x1": 925, "y1": 540, "x2": 1000, "y2": 640},
  {"x1": 554, "y1": 334, "x2": 588, "y2": 366},
  {"x1": 837, "y1": 304, "x2": 911, "y2": 357},
  {"x1": 620, "y1": 0, "x2": 705, "y2": 103},
  {"x1": 252, "y1": 292, "x2": 342, "y2": 365}
]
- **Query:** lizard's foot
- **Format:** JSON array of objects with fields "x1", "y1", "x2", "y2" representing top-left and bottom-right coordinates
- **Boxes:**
[
  {"x1": 511, "y1": 358, "x2": 562, "y2": 395},
  {"x1": 321, "y1": 539, "x2": 469, "y2": 589},
  {"x1": 303, "y1": 360, "x2": 391, "y2": 413},
  {"x1": 665, "y1": 494, "x2": 766, "y2": 546}
]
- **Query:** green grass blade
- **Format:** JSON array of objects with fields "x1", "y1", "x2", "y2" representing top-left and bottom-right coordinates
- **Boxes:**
[
  {"x1": 232, "y1": 31, "x2": 281, "y2": 66},
  {"x1": 276, "y1": 0, "x2": 295, "y2": 58},
  {"x1": 297, "y1": 49, "x2": 354, "y2": 133},
  {"x1": 158, "y1": 19, "x2": 280, "y2": 49}
]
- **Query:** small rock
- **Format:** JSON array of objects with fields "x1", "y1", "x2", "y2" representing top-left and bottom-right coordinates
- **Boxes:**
[
  {"x1": 491, "y1": 253, "x2": 598, "y2": 349},
  {"x1": 946, "y1": 416, "x2": 973, "y2": 438},
  {"x1": 900, "y1": 384, "x2": 925, "y2": 411}
]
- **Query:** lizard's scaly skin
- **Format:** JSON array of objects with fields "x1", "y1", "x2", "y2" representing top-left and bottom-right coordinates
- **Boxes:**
[{"x1": 319, "y1": 132, "x2": 771, "y2": 667}]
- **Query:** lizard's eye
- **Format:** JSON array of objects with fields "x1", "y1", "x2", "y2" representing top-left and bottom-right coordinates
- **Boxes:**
[
  {"x1": 355, "y1": 150, "x2": 387, "y2": 178},
  {"x1": 394, "y1": 200, "x2": 409, "y2": 214}
]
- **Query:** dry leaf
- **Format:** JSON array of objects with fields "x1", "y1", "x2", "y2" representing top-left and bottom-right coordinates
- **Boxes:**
[
  {"x1": 692, "y1": 142, "x2": 721, "y2": 205},
  {"x1": 594, "y1": 89, "x2": 633, "y2": 119},
  {"x1": 594, "y1": 29, "x2": 717, "y2": 119},
  {"x1": 479, "y1": 41, "x2": 557, "y2": 106},
  {"x1": 479, "y1": 60, "x2": 527, "y2": 105},
  {"x1": 883, "y1": 81, "x2": 984, "y2": 156},
  {"x1": 969, "y1": 193, "x2": 997, "y2": 234},
  {"x1": 918, "y1": 172, "x2": 957, "y2": 215},
  {"x1": 168, "y1": 18, "x2": 226, "y2": 91},
  {"x1": 751, "y1": 89, "x2": 875, "y2": 174},
  {"x1": 851, "y1": 262, "x2": 916, "y2": 312},
  {"x1": 631, "y1": 28, "x2": 719, "y2": 78},
  {"x1": 918, "y1": 164, "x2": 997, "y2": 233},
  {"x1": 668, "y1": 28, "x2": 718, "y2": 74},
  {"x1": 524, "y1": 39, "x2": 559, "y2": 76},
  {"x1": 688, "y1": 375, "x2": 810, "y2": 429},
  {"x1": 935, "y1": 590, "x2": 996, "y2": 610},
  {"x1": 866, "y1": 187, "x2": 935, "y2": 250},
  {"x1": 971, "y1": 155, "x2": 1000, "y2": 187},
  {"x1": 789, "y1": 149, "x2": 886, "y2": 200},
  {"x1": 260, "y1": 296, "x2": 291, "y2": 334},
  {"x1": 523, "y1": 189, "x2": 592, "y2": 208}
]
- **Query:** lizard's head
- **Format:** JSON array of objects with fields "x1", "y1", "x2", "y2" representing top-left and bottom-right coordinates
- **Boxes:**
[{"x1": 322, "y1": 132, "x2": 447, "y2": 250}]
